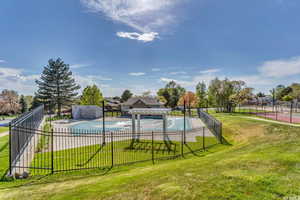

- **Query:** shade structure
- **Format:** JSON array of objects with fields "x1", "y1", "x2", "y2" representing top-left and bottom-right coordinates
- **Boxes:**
[
  {"x1": 128, "y1": 108, "x2": 171, "y2": 115},
  {"x1": 129, "y1": 108, "x2": 171, "y2": 135}
]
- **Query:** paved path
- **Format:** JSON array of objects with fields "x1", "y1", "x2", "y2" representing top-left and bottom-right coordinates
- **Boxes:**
[
  {"x1": 0, "y1": 131, "x2": 8, "y2": 137},
  {"x1": 50, "y1": 117, "x2": 215, "y2": 152},
  {"x1": 50, "y1": 127, "x2": 214, "y2": 152}
]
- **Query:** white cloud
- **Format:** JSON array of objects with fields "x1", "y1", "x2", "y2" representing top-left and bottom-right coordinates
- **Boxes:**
[
  {"x1": 74, "y1": 74, "x2": 112, "y2": 86},
  {"x1": 81, "y1": 0, "x2": 182, "y2": 41},
  {"x1": 160, "y1": 67, "x2": 221, "y2": 88},
  {"x1": 179, "y1": 75, "x2": 191, "y2": 79},
  {"x1": 128, "y1": 72, "x2": 145, "y2": 76},
  {"x1": 74, "y1": 74, "x2": 160, "y2": 97},
  {"x1": 0, "y1": 59, "x2": 6, "y2": 63},
  {"x1": 0, "y1": 68, "x2": 22, "y2": 77},
  {"x1": 199, "y1": 68, "x2": 220, "y2": 74},
  {"x1": 116, "y1": 32, "x2": 158, "y2": 42},
  {"x1": 229, "y1": 75, "x2": 275, "y2": 86},
  {"x1": 151, "y1": 68, "x2": 161, "y2": 72},
  {"x1": 0, "y1": 67, "x2": 39, "y2": 95},
  {"x1": 70, "y1": 64, "x2": 91, "y2": 69},
  {"x1": 0, "y1": 67, "x2": 39, "y2": 81},
  {"x1": 159, "y1": 57, "x2": 300, "y2": 94},
  {"x1": 74, "y1": 74, "x2": 115, "y2": 96},
  {"x1": 258, "y1": 56, "x2": 300, "y2": 78},
  {"x1": 169, "y1": 71, "x2": 186, "y2": 75}
]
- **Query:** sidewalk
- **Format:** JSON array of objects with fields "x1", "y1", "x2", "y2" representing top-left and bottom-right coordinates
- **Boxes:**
[{"x1": 0, "y1": 131, "x2": 8, "y2": 137}]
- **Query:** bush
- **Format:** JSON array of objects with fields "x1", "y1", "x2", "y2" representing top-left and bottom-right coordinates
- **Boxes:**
[{"x1": 46, "y1": 114, "x2": 71, "y2": 122}]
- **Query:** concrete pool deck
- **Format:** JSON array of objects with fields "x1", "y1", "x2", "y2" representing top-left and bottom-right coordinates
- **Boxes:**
[{"x1": 49, "y1": 117, "x2": 215, "y2": 152}]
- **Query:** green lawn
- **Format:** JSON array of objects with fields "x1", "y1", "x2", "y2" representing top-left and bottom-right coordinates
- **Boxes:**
[
  {"x1": 0, "y1": 136, "x2": 9, "y2": 179},
  {"x1": 235, "y1": 108, "x2": 269, "y2": 113},
  {"x1": 170, "y1": 110, "x2": 198, "y2": 117},
  {"x1": 0, "y1": 113, "x2": 300, "y2": 199},
  {"x1": 0, "y1": 127, "x2": 8, "y2": 134},
  {"x1": 30, "y1": 136, "x2": 219, "y2": 175}
]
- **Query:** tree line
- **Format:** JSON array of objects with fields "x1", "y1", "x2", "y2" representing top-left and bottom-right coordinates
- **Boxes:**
[
  {"x1": 0, "y1": 90, "x2": 33, "y2": 115},
  {"x1": 2, "y1": 57, "x2": 299, "y2": 117}
]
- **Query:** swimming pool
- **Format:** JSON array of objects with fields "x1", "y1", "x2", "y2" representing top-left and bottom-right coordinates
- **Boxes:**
[{"x1": 70, "y1": 117, "x2": 192, "y2": 132}]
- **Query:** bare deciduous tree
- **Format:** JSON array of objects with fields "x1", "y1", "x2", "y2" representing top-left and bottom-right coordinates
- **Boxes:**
[{"x1": 0, "y1": 89, "x2": 20, "y2": 114}]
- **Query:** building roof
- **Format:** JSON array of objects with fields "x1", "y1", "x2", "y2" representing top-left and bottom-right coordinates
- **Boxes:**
[
  {"x1": 129, "y1": 108, "x2": 171, "y2": 115},
  {"x1": 122, "y1": 96, "x2": 163, "y2": 106},
  {"x1": 105, "y1": 97, "x2": 121, "y2": 104},
  {"x1": 106, "y1": 102, "x2": 120, "y2": 107},
  {"x1": 105, "y1": 97, "x2": 121, "y2": 107}
]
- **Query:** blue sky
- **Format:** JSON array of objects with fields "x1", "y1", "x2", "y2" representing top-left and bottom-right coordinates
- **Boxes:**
[{"x1": 1, "y1": 0, "x2": 300, "y2": 96}]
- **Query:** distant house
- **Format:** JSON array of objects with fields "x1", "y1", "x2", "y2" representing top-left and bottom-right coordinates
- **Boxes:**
[
  {"x1": 105, "y1": 97, "x2": 121, "y2": 111},
  {"x1": 121, "y1": 97, "x2": 164, "y2": 112}
]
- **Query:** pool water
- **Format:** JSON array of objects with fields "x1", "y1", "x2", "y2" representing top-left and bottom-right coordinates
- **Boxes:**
[{"x1": 70, "y1": 117, "x2": 192, "y2": 132}]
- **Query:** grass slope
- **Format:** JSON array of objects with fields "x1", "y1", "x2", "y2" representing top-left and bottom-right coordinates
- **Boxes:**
[
  {"x1": 30, "y1": 136, "x2": 218, "y2": 175},
  {"x1": 0, "y1": 127, "x2": 8, "y2": 134},
  {"x1": 0, "y1": 113, "x2": 300, "y2": 199},
  {"x1": 0, "y1": 136, "x2": 9, "y2": 179}
]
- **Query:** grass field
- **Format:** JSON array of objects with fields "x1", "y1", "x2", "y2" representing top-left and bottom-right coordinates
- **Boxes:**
[
  {"x1": 30, "y1": 136, "x2": 219, "y2": 175},
  {"x1": 0, "y1": 113, "x2": 300, "y2": 199},
  {"x1": 0, "y1": 127, "x2": 8, "y2": 134},
  {"x1": 0, "y1": 136, "x2": 9, "y2": 180}
]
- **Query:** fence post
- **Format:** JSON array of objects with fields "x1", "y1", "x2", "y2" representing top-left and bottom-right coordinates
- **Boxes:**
[
  {"x1": 183, "y1": 100, "x2": 186, "y2": 144},
  {"x1": 202, "y1": 127, "x2": 205, "y2": 151},
  {"x1": 181, "y1": 131, "x2": 184, "y2": 157},
  {"x1": 9, "y1": 123, "x2": 12, "y2": 175},
  {"x1": 111, "y1": 132, "x2": 114, "y2": 167},
  {"x1": 275, "y1": 104, "x2": 278, "y2": 121},
  {"x1": 51, "y1": 128, "x2": 54, "y2": 174},
  {"x1": 102, "y1": 101, "x2": 106, "y2": 145},
  {"x1": 256, "y1": 103, "x2": 258, "y2": 115},
  {"x1": 290, "y1": 102, "x2": 293, "y2": 123},
  {"x1": 220, "y1": 122, "x2": 223, "y2": 144},
  {"x1": 151, "y1": 131, "x2": 154, "y2": 164}
]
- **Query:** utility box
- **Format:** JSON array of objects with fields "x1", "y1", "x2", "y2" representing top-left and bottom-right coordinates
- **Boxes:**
[{"x1": 72, "y1": 105, "x2": 103, "y2": 120}]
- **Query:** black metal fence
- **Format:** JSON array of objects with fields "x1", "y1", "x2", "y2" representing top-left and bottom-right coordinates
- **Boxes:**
[
  {"x1": 197, "y1": 109, "x2": 223, "y2": 143},
  {"x1": 9, "y1": 105, "x2": 44, "y2": 175},
  {"x1": 8, "y1": 104, "x2": 223, "y2": 176},
  {"x1": 9, "y1": 126, "x2": 219, "y2": 176},
  {"x1": 236, "y1": 102, "x2": 300, "y2": 124}
]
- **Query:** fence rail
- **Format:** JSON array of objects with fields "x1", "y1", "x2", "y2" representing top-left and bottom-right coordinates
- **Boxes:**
[
  {"x1": 237, "y1": 102, "x2": 300, "y2": 124},
  {"x1": 197, "y1": 109, "x2": 222, "y2": 143},
  {"x1": 9, "y1": 126, "x2": 219, "y2": 175},
  {"x1": 9, "y1": 105, "x2": 44, "y2": 175},
  {"x1": 9, "y1": 104, "x2": 223, "y2": 177}
]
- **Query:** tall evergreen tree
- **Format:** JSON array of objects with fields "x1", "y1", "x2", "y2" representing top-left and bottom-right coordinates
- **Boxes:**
[
  {"x1": 19, "y1": 95, "x2": 28, "y2": 113},
  {"x1": 36, "y1": 58, "x2": 80, "y2": 116}
]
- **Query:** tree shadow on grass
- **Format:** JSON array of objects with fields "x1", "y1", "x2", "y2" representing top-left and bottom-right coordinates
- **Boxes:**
[
  {"x1": 125, "y1": 141, "x2": 177, "y2": 155},
  {"x1": 3, "y1": 166, "x2": 114, "y2": 189},
  {"x1": 221, "y1": 136, "x2": 231, "y2": 146},
  {"x1": 184, "y1": 143, "x2": 204, "y2": 157},
  {"x1": 0, "y1": 141, "x2": 8, "y2": 153},
  {"x1": 76, "y1": 144, "x2": 105, "y2": 167}
]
